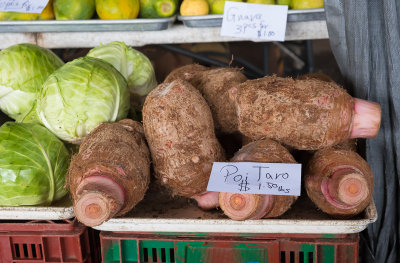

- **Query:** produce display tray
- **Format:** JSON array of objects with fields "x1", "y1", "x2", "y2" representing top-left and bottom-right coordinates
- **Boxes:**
[
  {"x1": 178, "y1": 8, "x2": 325, "y2": 28},
  {"x1": 94, "y1": 185, "x2": 377, "y2": 234},
  {"x1": 0, "y1": 196, "x2": 74, "y2": 220},
  {"x1": 0, "y1": 17, "x2": 176, "y2": 33}
]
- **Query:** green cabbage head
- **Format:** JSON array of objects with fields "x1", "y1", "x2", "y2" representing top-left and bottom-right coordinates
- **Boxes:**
[
  {"x1": 87, "y1": 41, "x2": 157, "y2": 110},
  {"x1": 37, "y1": 56, "x2": 130, "y2": 143},
  {"x1": 0, "y1": 122, "x2": 70, "y2": 206},
  {"x1": 0, "y1": 44, "x2": 64, "y2": 123}
]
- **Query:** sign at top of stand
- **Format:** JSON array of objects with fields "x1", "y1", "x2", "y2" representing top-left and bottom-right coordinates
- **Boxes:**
[
  {"x1": 220, "y1": 2, "x2": 288, "y2": 42},
  {"x1": 0, "y1": 0, "x2": 49, "y2": 13}
]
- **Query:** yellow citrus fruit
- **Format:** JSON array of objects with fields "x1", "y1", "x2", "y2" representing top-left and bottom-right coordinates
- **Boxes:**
[
  {"x1": 290, "y1": 0, "x2": 323, "y2": 9},
  {"x1": 180, "y1": 0, "x2": 209, "y2": 16},
  {"x1": 0, "y1": 12, "x2": 38, "y2": 20},
  {"x1": 39, "y1": 0, "x2": 55, "y2": 20},
  {"x1": 210, "y1": 0, "x2": 242, "y2": 15},
  {"x1": 247, "y1": 0, "x2": 275, "y2": 4},
  {"x1": 210, "y1": 0, "x2": 225, "y2": 14},
  {"x1": 96, "y1": 0, "x2": 140, "y2": 19}
]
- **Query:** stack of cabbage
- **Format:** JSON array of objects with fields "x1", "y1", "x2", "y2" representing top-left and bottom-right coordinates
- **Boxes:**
[{"x1": 0, "y1": 42, "x2": 156, "y2": 206}]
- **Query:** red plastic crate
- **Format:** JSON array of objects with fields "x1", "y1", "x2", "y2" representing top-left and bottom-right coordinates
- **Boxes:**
[
  {"x1": 99, "y1": 232, "x2": 359, "y2": 263},
  {"x1": 0, "y1": 219, "x2": 98, "y2": 263}
]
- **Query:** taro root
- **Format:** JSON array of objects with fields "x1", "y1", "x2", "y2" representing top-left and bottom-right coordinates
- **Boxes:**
[
  {"x1": 195, "y1": 68, "x2": 247, "y2": 133},
  {"x1": 164, "y1": 64, "x2": 208, "y2": 87},
  {"x1": 142, "y1": 79, "x2": 225, "y2": 198},
  {"x1": 305, "y1": 148, "x2": 373, "y2": 218},
  {"x1": 166, "y1": 65, "x2": 247, "y2": 134},
  {"x1": 219, "y1": 139, "x2": 298, "y2": 220},
  {"x1": 68, "y1": 119, "x2": 150, "y2": 227},
  {"x1": 193, "y1": 191, "x2": 220, "y2": 210},
  {"x1": 230, "y1": 76, "x2": 381, "y2": 150}
]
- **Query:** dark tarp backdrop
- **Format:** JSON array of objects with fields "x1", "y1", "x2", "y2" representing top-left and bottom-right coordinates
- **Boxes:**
[{"x1": 324, "y1": 0, "x2": 400, "y2": 262}]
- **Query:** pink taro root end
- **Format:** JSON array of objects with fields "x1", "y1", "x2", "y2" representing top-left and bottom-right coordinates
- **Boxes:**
[
  {"x1": 350, "y1": 98, "x2": 381, "y2": 139},
  {"x1": 74, "y1": 175, "x2": 125, "y2": 227},
  {"x1": 219, "y1": 192, "x2": 274, "y2": 220},
  {"x1": 193, "y1": 191, "x2": 220, "y2": 210},
  {"x1": 321, "y1": 168, "x2": 370, "y2": 210}
]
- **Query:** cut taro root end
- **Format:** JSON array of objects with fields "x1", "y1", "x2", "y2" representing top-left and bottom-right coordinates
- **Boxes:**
[
  {"x1": 230, "y1": 194, "x2": 246, "y2": 210},
  {"x1": 322, "y1": 168, "x2": 370, "y2": 209},
  {"x1": 350, "y1": 98, "x2": 381, "y2": 139},
  {"x1": 219, "y1": 192, "x2": 273, "y2": 220},
  {"x1": 337, "y1": 174, "x2": 369, "y2": 206},
  {"x1": 75, "y1": 192, "x2": 123, "y2": 227},
  {"x1": 74, "y1": 175, "x2": 125, "y2": 227}
]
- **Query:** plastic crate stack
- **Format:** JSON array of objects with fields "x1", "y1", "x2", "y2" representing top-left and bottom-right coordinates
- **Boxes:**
[{"x1": 0, "y1": 219, "x2": 99, "y2": 262}]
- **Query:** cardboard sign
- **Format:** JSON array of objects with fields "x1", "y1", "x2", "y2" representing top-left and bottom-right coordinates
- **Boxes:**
[
  {"x1": 220, "y1": 2, "x2": 288, "y2": 41},
  {"x1": 207, "y1": 162, "x2": 301, "y2": 196},
  {"x1": 0, "y1": 0, "x2": 49, "y2": 13}
]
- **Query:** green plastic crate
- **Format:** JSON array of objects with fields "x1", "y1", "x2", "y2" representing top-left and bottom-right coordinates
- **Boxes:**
[{"x1": 100, "y1": 232, "x2": 359, "y2": 263}]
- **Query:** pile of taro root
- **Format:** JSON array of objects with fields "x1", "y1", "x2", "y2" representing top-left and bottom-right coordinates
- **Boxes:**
[{"x1": 68, "y1": 65, "x2": 381, "y2": 227}]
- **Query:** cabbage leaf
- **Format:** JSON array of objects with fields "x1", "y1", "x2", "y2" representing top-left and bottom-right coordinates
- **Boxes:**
[
  {"x1": 0, "y1": 122, "x2": 70, "y2": 206},
  {"x1": 0, "y1": 44, "x2": 64, "y2": 123}
]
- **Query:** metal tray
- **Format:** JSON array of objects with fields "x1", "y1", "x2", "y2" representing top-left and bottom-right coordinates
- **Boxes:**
[
  {"x1": 178, "y1": 8, "x2": 325, "y2": 28},
  {"x1": 0, "y1": 17, "x2": 176, "y2": 33},
  {"x1": 0, "y1": 196, "x2": 74, "y2": 220},
  {"x1": 94, "y1": 185, "x2": 377, "y2": 234}
]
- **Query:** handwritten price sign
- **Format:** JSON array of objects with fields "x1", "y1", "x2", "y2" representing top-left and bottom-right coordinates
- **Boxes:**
[
  {"x1": 220, "y1": 2, "x2": 288, "y2": 41},
  {"x1": 0, "y1": 0, "x2": 49, "y2": 13},
  {"x1": 207, "y1": 162, "x2": 301, "y2": 196}
]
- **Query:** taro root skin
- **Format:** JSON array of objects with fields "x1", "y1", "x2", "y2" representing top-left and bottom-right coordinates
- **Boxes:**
[
  {"x1": 143, "y1": 79, "x2": 225, "y2": 198},
  {"x1": 165, "y1": 64, "x2": 247, "y2": 134},
  {"x1": 164, "y1": 64, "x2": 208, "y2": 87},
  {"x1": 195, "y1": 67, "x2": 247, "y2": 134},
  {"x1": 231, "y1": 76, "x2": 381, "y2": 150}
]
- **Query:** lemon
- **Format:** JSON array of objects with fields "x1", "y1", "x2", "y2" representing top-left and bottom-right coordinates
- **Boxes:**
[
  {"x1": 210, "y1": 0, "x2": 242, "y2": 14},
  {"x1": 210, "y1": 0, "x2": 224, "y2": 14},
  {"x1": 247, "y1": 0, "x2": 275, "y2": 4},
  {"x1": 96, "y1": 0, "x2": 140, "y2": 19},
  {"x1": 39, "y1": 0, "x2": 55, "y2": 20},
  {"x1": 290, "y1": 0, "x2": 323, "y2": 9},
  {"x1": 180, "y1": 0, "x2": 209, "y2": 16}
]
